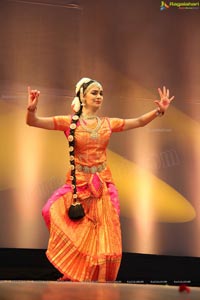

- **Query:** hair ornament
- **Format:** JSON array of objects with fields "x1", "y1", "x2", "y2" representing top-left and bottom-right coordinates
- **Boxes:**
[
  {"x1": 71, "y1": 96, "x2": 81, "y2": 112},
  {"x1": 72, "y1": 115, "x2": 79, "y2": 121},
  {"x1": 68, "y1": 135, "x2": 74, "y2": 142},
  {"x1": 70, "y1": 123, "x2": 77, "y2": 130},
  {"x1": 75, "y1": 77, "x2": 92, "y2": 95}
]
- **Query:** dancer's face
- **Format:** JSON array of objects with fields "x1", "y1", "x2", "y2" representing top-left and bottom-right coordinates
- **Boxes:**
[{"x1": 83, "y1": 83, "x2": 103, "y2": 111}]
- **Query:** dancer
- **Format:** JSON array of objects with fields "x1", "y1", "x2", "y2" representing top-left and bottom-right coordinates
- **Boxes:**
[{"x1": 26, "y1": 77, "x2": 174, "y2": 282}]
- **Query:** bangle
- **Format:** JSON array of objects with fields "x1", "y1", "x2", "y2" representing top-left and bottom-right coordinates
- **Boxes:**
[
  {"x1": 155, "y1": 108, "x2": 164, "y2": 117},
  {"x1": 27, "y1": 106, "x2": 37, "y2": 112}
]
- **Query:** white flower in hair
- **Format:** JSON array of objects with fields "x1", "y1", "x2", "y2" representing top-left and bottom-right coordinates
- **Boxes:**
[
  {"x1": 71, "y1": 78, "x2": 92, "y2": 112},
  {"x1": 71, "y1": 96, "x2": 81, "y2": 112},
  {"x1": 75, "y1": 77, "x2": 92, "y2": 94}
]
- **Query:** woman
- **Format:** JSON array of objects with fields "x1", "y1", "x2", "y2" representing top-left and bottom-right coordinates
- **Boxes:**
[{"x1": 26, "y1": 77, "x2": 174, "y2": 282}]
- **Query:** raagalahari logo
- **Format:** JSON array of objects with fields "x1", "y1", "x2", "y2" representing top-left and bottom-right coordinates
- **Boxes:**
[{"x1": 160, "y1": 1, "x2": 200, "y2": 10}]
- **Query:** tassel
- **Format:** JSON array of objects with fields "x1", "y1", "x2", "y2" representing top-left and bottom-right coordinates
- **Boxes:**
[{"x1": 68, "y1": 202, "x2": 85, "y2": 220}]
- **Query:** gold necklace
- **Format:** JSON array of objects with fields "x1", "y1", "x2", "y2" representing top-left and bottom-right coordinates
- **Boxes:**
[
  {"x1": 81, "y1": 114, "x2": 96, "y2": 120},
  {"x1": 80, "y1": 116, "x2": 101, "y2": 139}
]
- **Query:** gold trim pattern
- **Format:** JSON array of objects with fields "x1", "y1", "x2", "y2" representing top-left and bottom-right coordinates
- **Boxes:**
[{"x1": 76, "y1": 162, "x2": 106, "y2": 174}]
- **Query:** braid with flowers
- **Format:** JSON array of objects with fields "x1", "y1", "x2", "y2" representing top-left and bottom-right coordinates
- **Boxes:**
[{"x1": 68, "y1": 78, "x2": 95, "y2": 219}]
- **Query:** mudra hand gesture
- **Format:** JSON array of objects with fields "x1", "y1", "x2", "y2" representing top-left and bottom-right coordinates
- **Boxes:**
[
  {"x1": 27, "y1": 86, "x2": 40, "y2": 112},
  {"x1": 155, "y1": 86, "x2": 174, "y2": 114}
]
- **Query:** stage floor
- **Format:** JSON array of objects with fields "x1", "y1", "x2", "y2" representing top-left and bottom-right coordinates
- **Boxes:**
[{"x1": 0, "y1": 281, "x2": 199, "y2": 300}]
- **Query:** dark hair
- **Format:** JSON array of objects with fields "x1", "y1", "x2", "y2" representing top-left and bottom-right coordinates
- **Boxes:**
[{"x1": 68, "y1": 80, "x2": 95, "y2": 201}]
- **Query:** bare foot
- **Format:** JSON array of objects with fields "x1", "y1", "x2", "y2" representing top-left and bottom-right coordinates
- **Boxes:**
[{"x1": 57, "y1": 275, "x2": 70, "y2": 281}]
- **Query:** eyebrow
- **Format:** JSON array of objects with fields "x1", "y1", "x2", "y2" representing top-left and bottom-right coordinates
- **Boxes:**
[{"x1": 91, "y1": 89, "x2": 103, "y2": 92}]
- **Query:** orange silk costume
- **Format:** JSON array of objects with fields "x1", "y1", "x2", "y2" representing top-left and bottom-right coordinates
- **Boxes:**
[{"x1": 42, "y1": 116, "x2": 125, "y2": 282}]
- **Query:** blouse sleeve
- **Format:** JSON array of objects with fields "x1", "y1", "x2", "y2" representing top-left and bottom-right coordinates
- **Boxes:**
[
  {"x1": 53, "y1": 115, "x2": 71, "y2": 131},
  {"x1": 108, "y1": 118, "x2": 125, "y2": 132}
]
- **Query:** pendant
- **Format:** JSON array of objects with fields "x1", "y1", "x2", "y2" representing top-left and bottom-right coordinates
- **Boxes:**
[
  {"x1": 90, "y1": 132, "x2": 99, "y2": 139},
  {"x1": 79, "y1": 116, "x2": 101, "y2": 138}
]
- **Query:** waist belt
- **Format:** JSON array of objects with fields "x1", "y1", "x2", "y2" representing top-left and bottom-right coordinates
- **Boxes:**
[{"x1": 76, "y1": 162, "x2": 106, "y2": 174}]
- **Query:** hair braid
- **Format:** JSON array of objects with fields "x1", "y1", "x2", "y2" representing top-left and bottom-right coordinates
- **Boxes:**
[
  {"x1": 68, "y1": 79, "x2": 98, "y2": 202},
  {"x1": 68, "y1": 106, "x2": 83, "y2": 201}
]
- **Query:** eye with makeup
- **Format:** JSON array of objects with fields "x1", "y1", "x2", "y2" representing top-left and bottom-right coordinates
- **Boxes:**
[{"x1": 91, "y1": 90, "x2": 103, "y2": 96}]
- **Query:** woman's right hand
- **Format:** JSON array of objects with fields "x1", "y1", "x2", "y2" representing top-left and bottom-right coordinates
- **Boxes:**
[
  {"x1": 27, "y1": 86, "x2": 40, "y2": 112},
  {"x1": 26, "y1": 87, "x2": 54, "y2": 129}
]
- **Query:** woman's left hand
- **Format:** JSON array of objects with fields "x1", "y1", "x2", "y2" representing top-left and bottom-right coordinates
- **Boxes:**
[{"x1": 154, "y1": 86, "x2": 174, "y2": 113}]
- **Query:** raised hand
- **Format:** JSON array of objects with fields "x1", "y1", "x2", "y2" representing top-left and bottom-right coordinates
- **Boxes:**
[
  {"x1": 27, "y1": 86, "x2": 40, "y2": 112},
  {"x1": 154, "y1": 86, "x2": 174, "y2": 113}
]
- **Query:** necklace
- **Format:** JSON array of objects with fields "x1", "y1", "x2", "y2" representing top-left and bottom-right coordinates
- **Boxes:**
[
  {"x1": 80, "y1": 116, "x2": 101, "y2": 139},
  {"x1": 81, "y1": 114, "x2": 97, "y2": 120}
]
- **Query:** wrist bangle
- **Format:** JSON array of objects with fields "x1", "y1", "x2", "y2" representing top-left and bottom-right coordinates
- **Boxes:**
[
  {"x1": 155, "y1": 108, "x2": 164, "y2": 117},
  {"x1": 27, "y1": 106, "x2": 37, "y2": 112}
]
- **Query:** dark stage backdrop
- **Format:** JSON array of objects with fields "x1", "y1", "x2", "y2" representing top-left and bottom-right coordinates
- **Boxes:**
[{"x1": 0, "y1": 0, "x2": 200, "y2": 258}]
